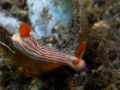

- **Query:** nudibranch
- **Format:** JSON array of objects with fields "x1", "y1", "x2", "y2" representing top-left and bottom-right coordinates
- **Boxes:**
[{"x1": 11, "y1": 23, "x2": 86, "y2": 71}]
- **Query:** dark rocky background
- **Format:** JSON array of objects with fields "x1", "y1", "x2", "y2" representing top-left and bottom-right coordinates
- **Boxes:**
[{"x1": 0, "y1": 0, "x2": 120, "y2": 90}]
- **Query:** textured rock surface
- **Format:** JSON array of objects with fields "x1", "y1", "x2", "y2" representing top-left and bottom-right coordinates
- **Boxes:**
[
  {"x1": 27, "y1": 0, "x2": 75, "y2": 38},
  {"x1": 0, "y1": 0, "x2": 120, "y2": 90}
]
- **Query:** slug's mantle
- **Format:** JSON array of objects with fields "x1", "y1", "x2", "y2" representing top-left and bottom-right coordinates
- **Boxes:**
[
  {"x1": 12, "y1": 33, "x2": 86, "y2": 71},
  {"x1": 0, "y1": 22, "x2": 85, "y2": 77}
]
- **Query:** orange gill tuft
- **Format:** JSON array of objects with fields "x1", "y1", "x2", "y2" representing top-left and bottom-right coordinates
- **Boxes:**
[{"x1": 19, "y1": 23, "x2": 31, "y2": 37}]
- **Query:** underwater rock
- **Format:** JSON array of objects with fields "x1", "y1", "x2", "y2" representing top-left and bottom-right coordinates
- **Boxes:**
[
  {"x1": 0, "y1": 9, "x2": 20, "y2": 35},
  {"x1": 27, "y1": 0, "x2": 75, "y2": 38}
]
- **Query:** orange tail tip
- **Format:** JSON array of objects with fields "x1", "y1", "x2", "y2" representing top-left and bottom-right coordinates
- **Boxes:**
[
  {"x1": 74, "y1": 42, "x2": 86, "y2": 58},
  {"x1": 19, "y1": 23, "x2": 31, "y2": 37}
]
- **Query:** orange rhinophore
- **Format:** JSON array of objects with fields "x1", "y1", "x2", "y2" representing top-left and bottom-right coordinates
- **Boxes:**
[
  {"x1": 19, "y1": 23, "x2": 31, "y2": 37},
  {"x1": 74, "y1": 42, "x2": 86, "y2": 58}
]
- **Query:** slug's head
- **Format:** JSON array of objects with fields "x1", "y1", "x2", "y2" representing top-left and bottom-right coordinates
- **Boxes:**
[
  {"x1": 19, "y1": 23, "x2": 31, "y2": 37},
  {"x1": 72, "y1": 41, "x2": 87, "y2": 71},
  {"x1": 70, "y1": 57, "x2": 86, "y2": 71}
]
